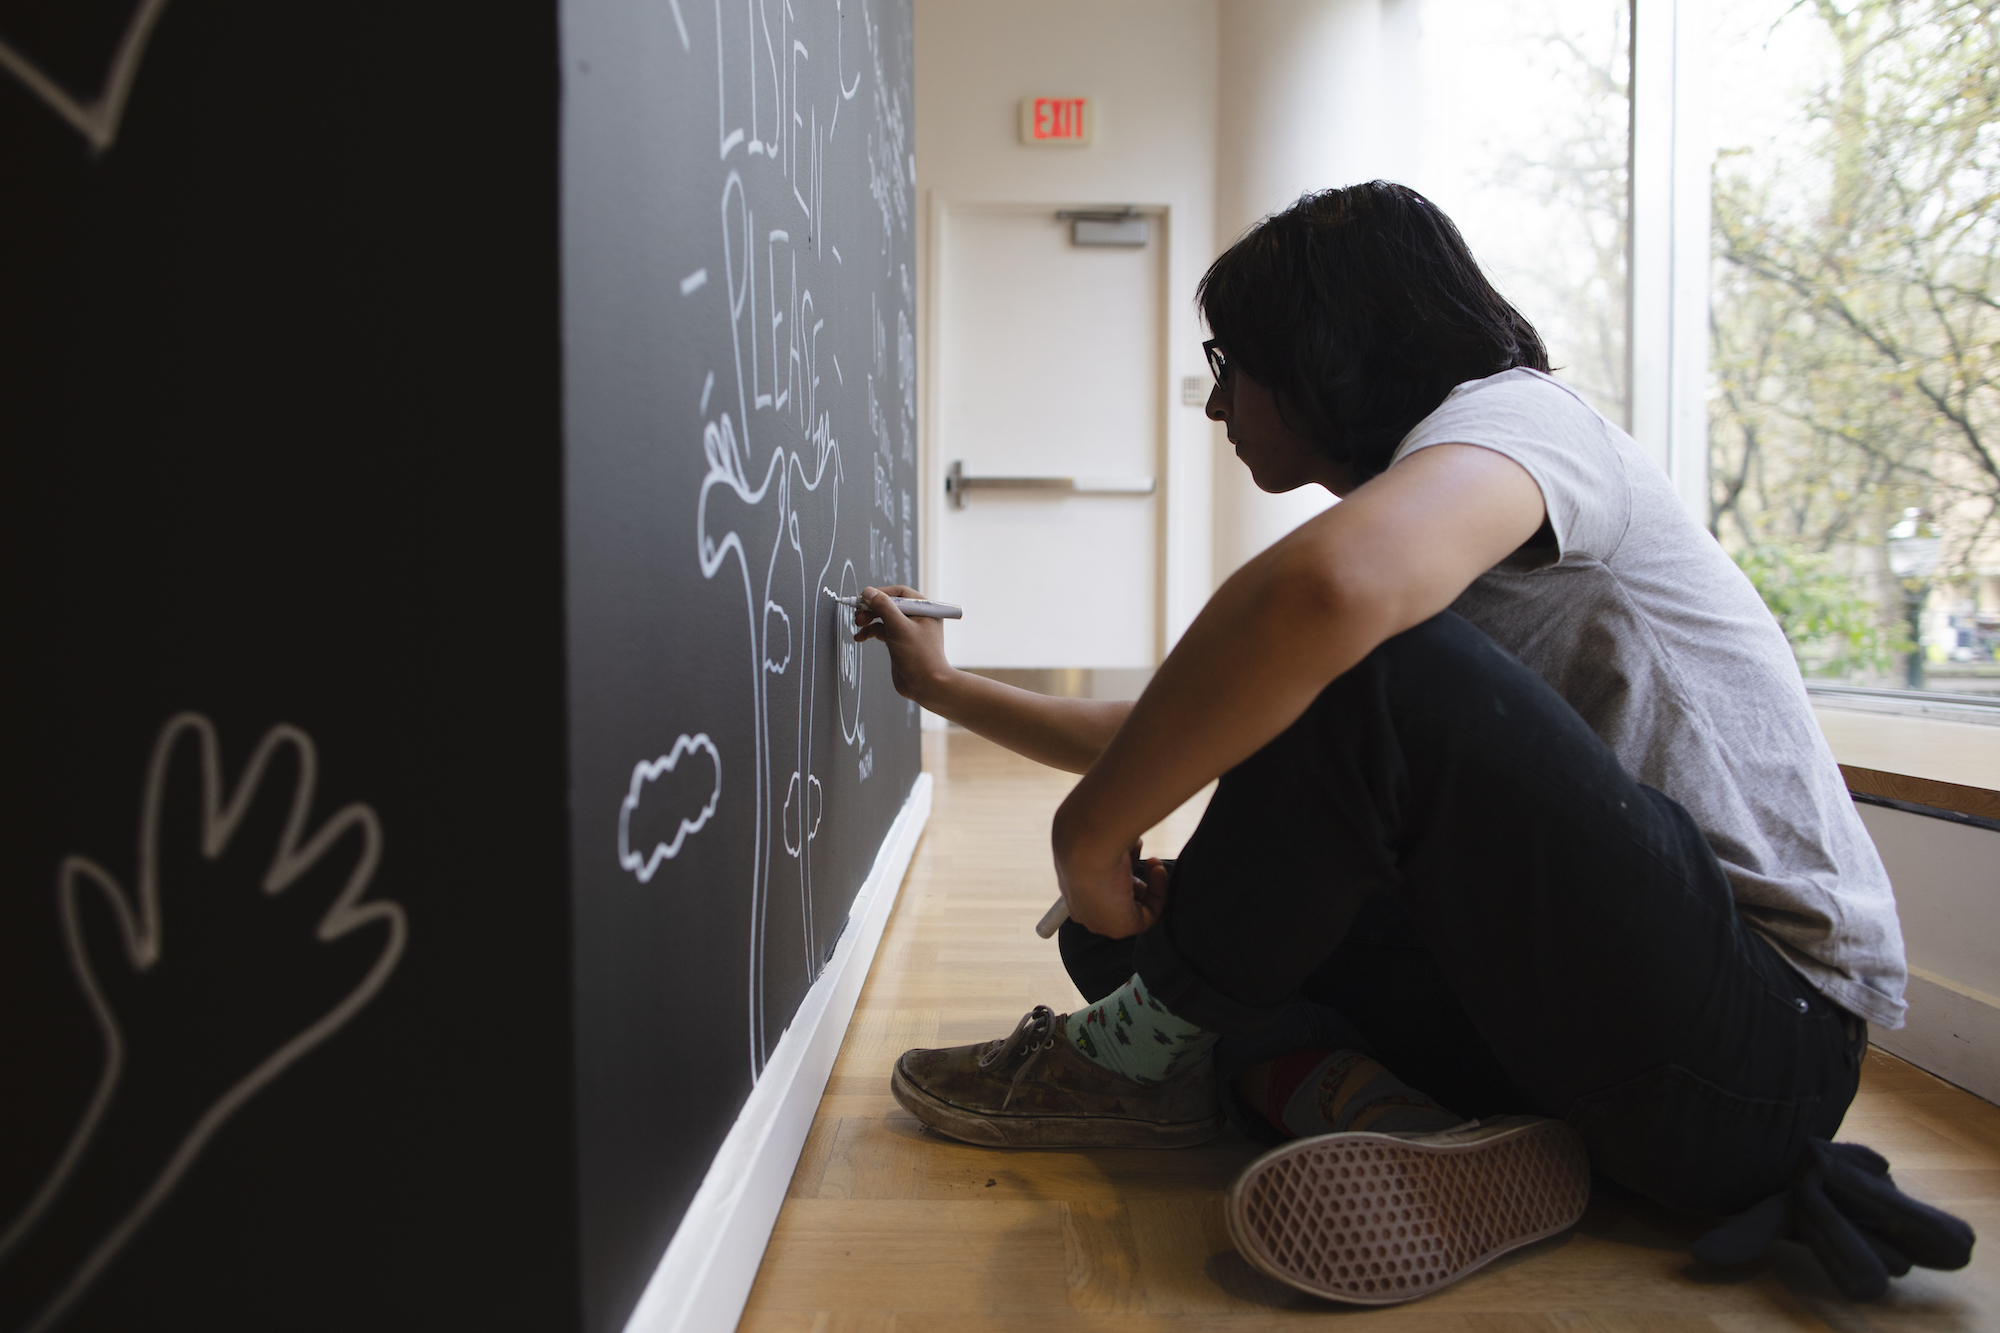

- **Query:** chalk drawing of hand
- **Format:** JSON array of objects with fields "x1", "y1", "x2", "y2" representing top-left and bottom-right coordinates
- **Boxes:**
[{"x1": 0, "y1": 713, "x2": 406, "y2": 1333}]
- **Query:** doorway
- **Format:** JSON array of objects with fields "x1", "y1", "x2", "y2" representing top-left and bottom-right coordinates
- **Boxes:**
[{"x1": 927, "y1": 203, "x2": 1167, "y2": 672}]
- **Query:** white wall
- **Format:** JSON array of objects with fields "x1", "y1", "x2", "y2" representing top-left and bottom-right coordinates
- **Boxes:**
[
  {"x1": 1814, "y1": 708, "x2": 2000, "y2": 1101},
  {"x1": 1859, "y1": 804, "x2": 2000, "y2": 1104},
  {"x1": 914, "y1": 0, "x2": 1220, "y2": 647},
  {"x1": 1868, "y1": 809, "x2": 2000, "y2": 1001},
  {"x1": 1209, "y1": 0, "x2": 1421, "y2": 579}
]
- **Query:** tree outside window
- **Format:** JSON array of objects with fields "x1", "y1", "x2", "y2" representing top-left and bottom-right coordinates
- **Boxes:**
[{"x1": 1709, "y1": 0, "x2": 2000, "y2": 694}]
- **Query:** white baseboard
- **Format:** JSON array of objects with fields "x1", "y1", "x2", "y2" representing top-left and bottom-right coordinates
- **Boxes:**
[
  {"x1": 1871, "y1": 966, "x2": 2000, "y2": 1106},
  {"x1": 620, "y1": 771, "x2": 933, "y2": 1333}
]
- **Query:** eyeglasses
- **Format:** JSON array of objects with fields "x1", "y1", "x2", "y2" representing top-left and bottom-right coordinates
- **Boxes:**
[{"x1": 1203, "y1": 339, "x2": 1230, "y2": 387}]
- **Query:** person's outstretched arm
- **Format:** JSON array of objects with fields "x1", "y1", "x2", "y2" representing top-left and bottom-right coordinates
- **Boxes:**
[
  {"x1": 1052, "y1": 442, "x2": 1548, "y2": 938},
  {"x1": 850, "y1": 585, "x2": 1131, "y2": 774}
]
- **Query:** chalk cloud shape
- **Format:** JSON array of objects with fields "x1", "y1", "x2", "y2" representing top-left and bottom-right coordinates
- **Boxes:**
[
  {"x1": 618, "y1": 734, "x2": 722, "y2": 883},
  {"x1": 781, "y1": 771, "x2": 826, "y2": 857},
  {"x1": 763, "y1": 601, "x2": 792, "y2": 674}
]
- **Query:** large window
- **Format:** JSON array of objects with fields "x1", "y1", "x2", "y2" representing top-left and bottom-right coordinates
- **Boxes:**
[
  {"x1": 1417, "y1": 0, "x2": 1633, "y2": 427},
  {"x1": 1708, "y1": 0, "x2": 2000, "y2": 695},
  {"x1": 1412, "y1": 1, "x2": 1999, "y2": 699}
]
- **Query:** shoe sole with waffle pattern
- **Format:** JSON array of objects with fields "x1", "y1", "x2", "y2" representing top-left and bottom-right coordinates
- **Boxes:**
[{"x1": 1224, "y1": 1115, "x2": 1590, "y2": 1305}]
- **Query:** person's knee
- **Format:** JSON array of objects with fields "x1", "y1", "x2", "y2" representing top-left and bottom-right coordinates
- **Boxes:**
[
  {"x1": 1365, "y1": 611, "x2": 1509, "y2": 686},
  {"x1": 1286, "y1": 612, "x2": 1500, "y2": 733}
]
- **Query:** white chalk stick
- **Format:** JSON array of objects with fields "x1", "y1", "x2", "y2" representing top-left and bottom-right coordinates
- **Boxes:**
[{"x1": 823, "y1": 588, "x2": 963, "y2": 619}]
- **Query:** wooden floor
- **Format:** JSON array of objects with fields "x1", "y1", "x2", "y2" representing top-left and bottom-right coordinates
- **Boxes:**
[{"x1": 741, "y1": 731, "x2": 1999, "y2": 1331}]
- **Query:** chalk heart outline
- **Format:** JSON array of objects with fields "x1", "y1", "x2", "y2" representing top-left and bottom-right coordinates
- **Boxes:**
[
  {"x1": 618, "y1": 733, "x2": 722, "y2": 883},
  {"x1": 0, "y1": 0, "x2": 172, "y2": 153},
  {"x1": 0, "y1": 710, "x2": 406, "y2": 1331}
]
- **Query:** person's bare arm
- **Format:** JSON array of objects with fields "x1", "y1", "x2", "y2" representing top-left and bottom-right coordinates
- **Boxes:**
[
  {"x1": 851, "y1": 585, "x2": 1130, "y2": 773},
  {"x1": 1052, "y1": 443, "x2": 1549, "y2": 937}
]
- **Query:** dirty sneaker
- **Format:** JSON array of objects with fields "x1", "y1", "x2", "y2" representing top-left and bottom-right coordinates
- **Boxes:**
[
  {"x1": 891, "y1": 1004, "x2": 1225, "y2": 1148},
  {"x1": 1225, "y1": 1115, "x2": 1591, "y2": 1304}
]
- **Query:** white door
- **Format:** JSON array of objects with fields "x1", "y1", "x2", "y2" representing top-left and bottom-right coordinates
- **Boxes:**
[{"x1": 930, "y1": 204, "x2": 1163, "y2": 668}]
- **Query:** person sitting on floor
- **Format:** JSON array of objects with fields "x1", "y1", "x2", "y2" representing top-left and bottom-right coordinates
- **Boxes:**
[{"x1": 850, "y1": 181, "x2": 1974, "y2": 1306}]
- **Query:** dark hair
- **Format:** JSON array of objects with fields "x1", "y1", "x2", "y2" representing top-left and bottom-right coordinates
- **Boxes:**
[{"x1": 1197, "y1": 182, "x2": 1549, "y2": 481}]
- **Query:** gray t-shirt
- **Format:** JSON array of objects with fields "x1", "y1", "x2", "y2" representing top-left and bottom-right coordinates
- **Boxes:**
[{"x1": 1392, "y1": 368, "x2": 1907, "y2": 1028}]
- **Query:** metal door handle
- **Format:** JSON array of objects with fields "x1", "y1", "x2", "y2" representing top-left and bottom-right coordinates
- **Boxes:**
[{"x1": 946, "y1": 460, "x2": 1155, "y2": 509}]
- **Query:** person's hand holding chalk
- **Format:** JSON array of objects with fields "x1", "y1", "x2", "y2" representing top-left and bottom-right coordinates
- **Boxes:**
[
  {"x1": 825, "y1": 588, "x2": 963, "y2": 619},
  {"x1": 847, "y1": 584, "x2": 960, "y2": 706},
  {"x1": 1037, "y1": 841, "x2": 1166, "y2": 938}
]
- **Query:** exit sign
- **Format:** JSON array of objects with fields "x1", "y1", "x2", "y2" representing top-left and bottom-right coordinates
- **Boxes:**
[{"x1": 1019, "y1": 96, "x2": 1094, "y2": 146}]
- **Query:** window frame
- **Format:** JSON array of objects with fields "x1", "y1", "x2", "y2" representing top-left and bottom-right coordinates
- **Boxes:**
[{"x1": 1628, "y1": 0, "x2": 1710, "y2": 521}]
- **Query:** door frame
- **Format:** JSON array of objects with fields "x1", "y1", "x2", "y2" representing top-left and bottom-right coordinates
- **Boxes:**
[{"x1": 921, "y1": 196, "x2": 1174, "y2": 666}]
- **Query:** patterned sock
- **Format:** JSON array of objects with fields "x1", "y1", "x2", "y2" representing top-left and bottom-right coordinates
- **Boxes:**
[
  {"x1": 1262, "y1": 1048, "x2": 1465, "y2": 1139},
  {"x1": 1065, "y1": 973, "x2": 1216, "y2": 1086}
]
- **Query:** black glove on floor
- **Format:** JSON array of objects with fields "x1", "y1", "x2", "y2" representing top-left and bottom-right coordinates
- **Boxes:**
[{"x1": 1692, "y1": 1138, "x2": 1976, "y2": 1300}]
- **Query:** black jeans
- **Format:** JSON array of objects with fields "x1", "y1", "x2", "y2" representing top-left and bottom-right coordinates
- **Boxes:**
[{"x1": 1060, "y1": 611, "x2": 1864, "y2": 1215}]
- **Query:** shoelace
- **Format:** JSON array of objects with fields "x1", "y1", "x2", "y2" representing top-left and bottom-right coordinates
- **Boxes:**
[{"x1": 978, "y1": 1004, "x2": 1060, "y2": 1109}]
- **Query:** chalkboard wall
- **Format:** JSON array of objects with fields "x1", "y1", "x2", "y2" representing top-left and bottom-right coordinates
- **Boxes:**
[
  {"x1": 561, "y1": 0, "x2": 921, "y2": 1326},
  {"x1": 0, "y1": 1, "x2": 919, "y2": 1329}
]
